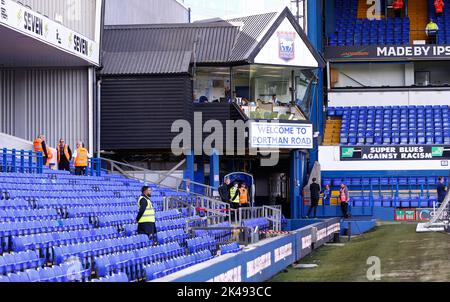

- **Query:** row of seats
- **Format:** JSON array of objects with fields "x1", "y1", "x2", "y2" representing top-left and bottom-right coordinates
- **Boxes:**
[
  {"x1": 91, "y1": 273, "x2": 129, "y2": 282},
  {"x1": 0, "y1": 262, "x2": 90, "y2": 282},
  {"x1": 241, "y1": 218, "x2": 270, "y2": 231},
  {"x1": 53, "y1": 235, "x2": 151, "y2": 266},
  {"x1": 0, "y1": 250, "x2": 44, "y2": 275},
  {"x1": 220, "y1": 242, "x2": 241, "y2": 255},
  {"x1": 186, "y1": 236, "x2": 217, "y2": 253},
  {"x1": 193, "y1": 222, "x2": 233, "y2": 243},
  {"x1": 157, "y1": 229, "x2": 190, "y2": 245},
  {"x1": 323, "y1": 176, "x2": 447, "y2": 187},
  {"x1": 328, "y1": 105, "x2": 450, "y2": 145},
  {"x1": 330, "y1": 18, "x2": 410, "y2": 46},
  {"x1": 144, "y1": 250, "x2": 213, "y2": 281},
  {"x1": 11, "y1": 227, "x2": 120, "y2": 253},
  {"x1": 95, "y1": 242, "x2": 185, "y2": 280},
  {"x1": 350, "y1": 195, "x2": 438, "y2": 208},
  {"x1": 331, "y1": 0, "x2": 409, "y2": 46}
]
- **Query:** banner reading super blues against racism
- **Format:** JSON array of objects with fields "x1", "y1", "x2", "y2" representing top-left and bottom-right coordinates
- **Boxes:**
[{"x1": 340, "y1": 145, "x2": 450, "y2": 161}]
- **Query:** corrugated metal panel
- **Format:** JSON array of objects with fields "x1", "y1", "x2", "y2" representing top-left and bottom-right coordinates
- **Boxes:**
[
  {"x1": 102, "y1": 24, "x2": 239, "y2": 66},
  {"x1": 101, "y1": 51, "x2": 192, "y2": 75},
  {"x1": 105, "y1": 0, "x2": 189, "y2": 25},
  {"x1": 14, "y1": 0, "x2": 97, "y2": 40},
  {"x1": 227, "y1": 12, "x2": 278, "y2": 61},
  {"x1": 101, "y1": 76, "x2": 193, "y2": 150},
  {"x1": 0, "y1": 70, "x2": 15, "y2": 135},
  {"x1": 22, "y1": 69, "x2": 89, "y2": 149}
]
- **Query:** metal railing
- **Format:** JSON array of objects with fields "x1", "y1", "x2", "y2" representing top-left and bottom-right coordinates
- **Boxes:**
[
  {"x1": 0, "y1": 148, "x2": 43, "y2": 174},
  {"x1": 164, "y1": 195, "x2": 231, "y2": 225},
  {"x1": 427, "y1": 191, "x2": 450, "y2": 226},
  {"x1": 236, "y1": 205, "x2": 283, "y2": 232},
  {"x1": 100, "y1": 157, "x2": 217, "y2": 198}
]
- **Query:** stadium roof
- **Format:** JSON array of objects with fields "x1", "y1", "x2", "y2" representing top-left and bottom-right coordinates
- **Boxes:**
[{"x1": 101, "y1": 7, "x2": 325, "y2": 75}]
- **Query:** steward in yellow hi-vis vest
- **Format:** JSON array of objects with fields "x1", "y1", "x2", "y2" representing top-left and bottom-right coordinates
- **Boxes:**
[{"x1": 137, "y1": 186, "x2": 157, "y2": 242}]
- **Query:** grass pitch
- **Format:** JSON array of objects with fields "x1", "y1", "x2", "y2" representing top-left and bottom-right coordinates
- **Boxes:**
[{"x1": 270, "y1": 224, "x2": 450, "y2": 282}]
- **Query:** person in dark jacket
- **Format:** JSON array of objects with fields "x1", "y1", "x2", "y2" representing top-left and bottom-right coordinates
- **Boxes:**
[
  {"x1": 218, "y1": 177, "x2": 231, "y2": 203},
  {"x1": 57, "y1": 138, "x2": 72, "y2": 172},
  {"x1": 307, "y1": 178, "x2": 321, "y2": 218},
  {"x1": 437, "y1": 176, "x2": 448, "y2": 207},
  {"x1": 136, "y1": 186, "x2": 156, "y2": 244}
]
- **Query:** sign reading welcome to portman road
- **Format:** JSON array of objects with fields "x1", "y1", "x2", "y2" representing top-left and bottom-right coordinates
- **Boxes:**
[
  {"x1": 325, "y1": 45, "x2": 450, "y2": 61},
  {"x1": 250, "y1": 122, "x2": 313, "y2": 149},
  {"x1": 0, "y1": 0, "x2": 99, "y2": 65},
  {"x1": 340, "y1": 145, "x2": 450, "y2": 161}
]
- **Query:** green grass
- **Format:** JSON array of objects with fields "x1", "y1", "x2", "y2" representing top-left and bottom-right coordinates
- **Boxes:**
[{"x1": 269, "y1": 224, "x2": 450, "y2": 282}]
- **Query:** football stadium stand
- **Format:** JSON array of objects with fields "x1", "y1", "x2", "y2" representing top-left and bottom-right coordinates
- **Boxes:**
[
  {"x1": 326, "y1": 105, "x2": 450, "y2": 146},
  {"x1": 328, "y1": 0, "x2": 410, "y2": 46},
  {"x1": 0, "y1": 148, "x2": 292, "y2": 282}
]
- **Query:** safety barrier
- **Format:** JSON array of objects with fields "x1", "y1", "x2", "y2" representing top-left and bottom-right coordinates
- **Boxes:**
[
  {"x1": 1, "y1": 148, "x2": 43, "y2": 174},
  {"x1": 156, "y1": 218, "x2": 341, "y2": 282}
]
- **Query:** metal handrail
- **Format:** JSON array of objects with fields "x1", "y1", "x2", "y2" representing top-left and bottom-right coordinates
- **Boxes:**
[
  {"x1": 1, "y1": 148, "x2": 43, "y2": 174},
  {"x1": 101, "y1": 157, "x2": 217, "y2": 198}
]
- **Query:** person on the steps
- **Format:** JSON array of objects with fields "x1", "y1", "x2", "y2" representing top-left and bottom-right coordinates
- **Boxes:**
[
  {"x1": 393, "y1": 0, "x2": 404, "y2": 18},
  {"x1": 323, "y1": 184, "x2": 331, "y2": 206},
  {"x1": 437, "y1": 176, "x2": 448, "y2": 207},
  {"x1": 426, "y1": 18, "x2": 440, "y2": 44},
  {"x1": 435, "y1": 0, "x2": 445, "y2": 17},
  {"x1": 307, "y1": 178, "x2": 321, "y2": 218},
  {"x1": 339, "y1": 183, "x2": 350, "y2": 219},
  {"x1": 136, "y1": 186, "x2": 157, "y2": 243}
]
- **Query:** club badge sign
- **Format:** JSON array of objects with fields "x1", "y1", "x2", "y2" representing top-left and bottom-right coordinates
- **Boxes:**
[
  {"x1": 278, "y1": 31, "x2": 296, "y2": 61},
  {"x1": 340, "y1": 146, "x2": 450, "y2": 161}
]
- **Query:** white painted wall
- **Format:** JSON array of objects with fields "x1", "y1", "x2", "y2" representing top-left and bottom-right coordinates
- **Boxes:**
[
  {"x1": 332, "y1": 63, "x2": 407, "y2": 88},
  {"x1": 328, "y1": 90, "x2": 450, "y2": 107},
  {"x1": 319, "y1": 146, "x2": 449, "y2": 171}
]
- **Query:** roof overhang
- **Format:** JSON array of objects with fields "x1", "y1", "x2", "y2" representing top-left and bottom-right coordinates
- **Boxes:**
[{"x1": 0, "y1": 0, "x2": 99, "y2": 67}]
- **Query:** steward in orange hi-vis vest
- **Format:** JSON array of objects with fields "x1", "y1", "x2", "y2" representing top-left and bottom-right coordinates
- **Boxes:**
[{"x1": 74, "y1": 148, "x2": 89, "y2": 167}]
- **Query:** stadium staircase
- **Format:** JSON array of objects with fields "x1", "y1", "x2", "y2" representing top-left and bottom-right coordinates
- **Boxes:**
[
  {"x1": 323, "y1": 118, "x2": 342, "y2": 146},
  {"x1": 0, "y1": 150, "x2": 283, "y2": 282},
  {"x1": 409, "y1": 0, "x2": 429, "y2": 41},
  {"x1": 357, "y1": 0, "x2": 376, "y2": 19}
]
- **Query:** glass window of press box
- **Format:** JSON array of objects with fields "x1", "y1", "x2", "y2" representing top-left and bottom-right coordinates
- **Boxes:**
[
  {"x1": 231, "y1": 65, "x2": 313, "y2": 121},
  {"x1": 193, "y1": 67, "x2": 231, "y2": 103},
  {"x1": 330, "y1": 61, "x2": 450, "y2": 89}
]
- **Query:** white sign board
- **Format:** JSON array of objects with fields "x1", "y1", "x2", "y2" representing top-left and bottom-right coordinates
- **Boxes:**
[
  {"x1": 250, "y1": 122, "x2": 313, "y2": 149},
  {"x1": 254, "y1": 18, "x2": 318, "y2": 68},
  {"x1": 0, "y1": 0, "x2": 99, "y2": 65}
]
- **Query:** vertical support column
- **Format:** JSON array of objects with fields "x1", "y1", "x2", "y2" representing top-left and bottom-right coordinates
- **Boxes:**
[
  {"x1": 308, "y1": 0, "x2": 325, "y2": 172},
  {"x1": 290, "y1": 150, "x2": 306, "y2": 219},
  {"x1": 184, "y1": 150, "x2": 195, "y2": 192},
  {"x1": 210, "y1": 149, "x2": 220, "y2": 190},
  {"x1": 194, "y1": 155, "x2": 205, "y2": 195}
]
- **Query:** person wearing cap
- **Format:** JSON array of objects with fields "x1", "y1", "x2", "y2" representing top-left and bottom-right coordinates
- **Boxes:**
[{"x1": 136, "y1": 186, "x2": 156, "y2": 242}]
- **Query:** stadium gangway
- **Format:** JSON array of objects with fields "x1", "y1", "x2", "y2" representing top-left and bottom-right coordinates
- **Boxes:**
[
  {"x1": 0, "y1": 148, "x2": 43, "y2": 174},
  {"x1": 100, "y1": 158, "x2": 216, "y2": 198}
]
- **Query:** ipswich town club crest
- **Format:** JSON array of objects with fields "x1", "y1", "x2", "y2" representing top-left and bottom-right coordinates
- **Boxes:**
[{"x1": 278, "y1": 32, "x2": 296, "y2": 61}]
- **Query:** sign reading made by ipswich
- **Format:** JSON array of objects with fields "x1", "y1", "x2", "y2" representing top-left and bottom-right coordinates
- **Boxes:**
[
  {"x1": 325, "y1": 45, "x2": 450, "y2": 61},
  {"x1": 340, "y1": 146, "x2": 450, "y2": 161}
]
